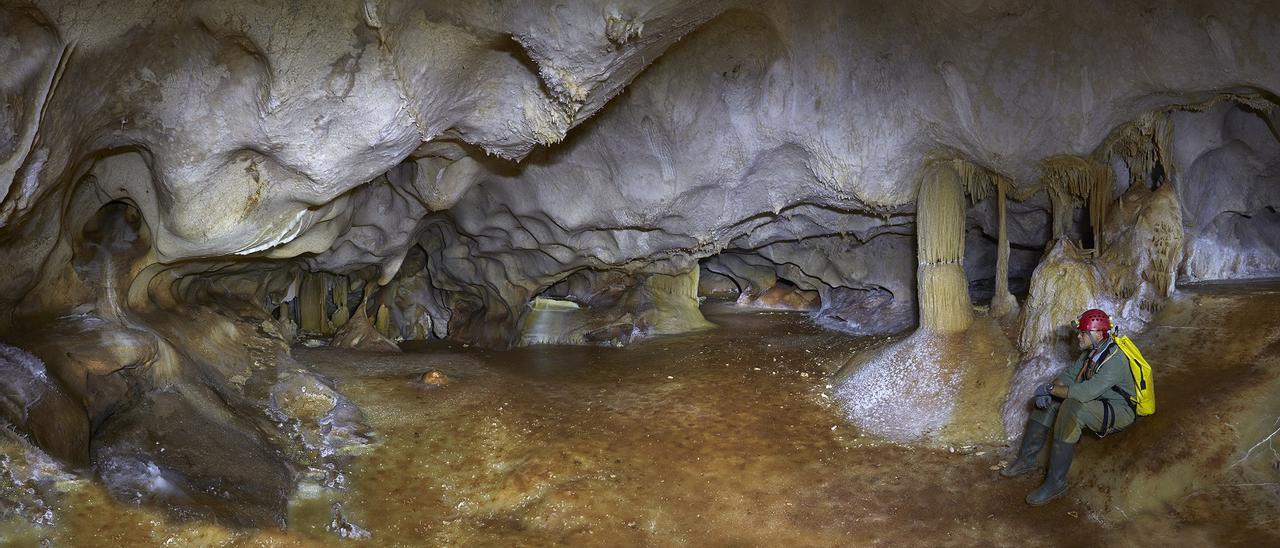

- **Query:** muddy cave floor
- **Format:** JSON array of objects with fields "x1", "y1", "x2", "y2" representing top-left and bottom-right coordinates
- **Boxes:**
[{"x1": 9, "y1": 284, "x2": 1280, "y2": 546}]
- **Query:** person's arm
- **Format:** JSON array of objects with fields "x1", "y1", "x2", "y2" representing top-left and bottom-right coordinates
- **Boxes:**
[
  {"x1": 1049, "y1": 354, "x2": 1086, "y2": 396},
  {"x1": 1056, "y1": 350, "x2": 1127, "y2": 401}
]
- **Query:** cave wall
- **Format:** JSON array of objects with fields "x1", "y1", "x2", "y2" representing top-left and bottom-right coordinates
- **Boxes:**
[
  {"x1": 401, "y1": 1, "x2": 1280, "y2": 344},
  {"x1": 1174, "y1": 102, "x2": 1280, "y2": 281},
  {"x1": 5, "y1": 1, "x2": 1280, "y2": 347}
]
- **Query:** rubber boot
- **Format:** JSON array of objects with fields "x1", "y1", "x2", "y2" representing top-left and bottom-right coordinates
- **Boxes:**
[
  {"x1": 1026, "y1": 440, "x2": 1076, "y2": 506},
  {"x1": 1000, "y1": 421, "x2": 1049, "y2": 478}
]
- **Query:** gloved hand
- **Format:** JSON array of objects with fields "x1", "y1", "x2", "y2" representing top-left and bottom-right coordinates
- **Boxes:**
[{"x1": 1033, "y1": 383, "x2": 1054, "y2": 410}]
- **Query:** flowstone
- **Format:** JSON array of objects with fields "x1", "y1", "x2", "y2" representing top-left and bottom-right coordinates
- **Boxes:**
[{"x1": 835, "y1": 316, "x2": 1016, "y2": 446}]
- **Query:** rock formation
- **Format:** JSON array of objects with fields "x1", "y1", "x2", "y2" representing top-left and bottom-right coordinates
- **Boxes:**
[{"x1": 1, "y1": 0, "x2": 1279, "y2": 531}]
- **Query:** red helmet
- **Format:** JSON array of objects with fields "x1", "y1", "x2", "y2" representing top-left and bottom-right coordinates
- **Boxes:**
[{"x1": 1074, "y1": 309, "x2": 1111, "y2": 332}]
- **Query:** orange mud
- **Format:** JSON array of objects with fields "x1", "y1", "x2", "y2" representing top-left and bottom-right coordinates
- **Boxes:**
[{"x1": 4, "y1": 291, "x2": 1279, "y2": 545}]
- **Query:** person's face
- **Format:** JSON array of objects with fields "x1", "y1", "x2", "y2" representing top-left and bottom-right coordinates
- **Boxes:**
[{"x1": 1075, "y1": 330, "x2": 1097, "y2": 350}]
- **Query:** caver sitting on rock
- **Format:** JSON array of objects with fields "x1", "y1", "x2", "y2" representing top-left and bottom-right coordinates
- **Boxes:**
[{"x1": 1001, "y1": 309, "x2": 1137, "y2": 505}]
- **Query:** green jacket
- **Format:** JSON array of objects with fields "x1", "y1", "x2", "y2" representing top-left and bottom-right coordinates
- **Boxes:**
[{"x1": 1057, "y1": 338, "x2": 1137, "y2": 408}]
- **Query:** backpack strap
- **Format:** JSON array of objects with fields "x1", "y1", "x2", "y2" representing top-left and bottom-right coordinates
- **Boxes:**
[
  {"x1": 1082, "y1": 340, "x2": 1121, "y2": 380},
  {"x1": 1096, "y1": 340, "x2": 1137, "y2": 436},
  {"x1": 1096, "y1": 340, "x2": 1121, "y2": 373},
  {"x1": 1096, "y1": 400, "x2": 1115, "y2": 438},
  {"x1": 1112, "y1": 386, "x2": 1137, "y2": 412}
]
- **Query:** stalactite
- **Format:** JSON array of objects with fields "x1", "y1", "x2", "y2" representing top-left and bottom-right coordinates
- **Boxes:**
[
  {"x1": 1047, "y1": 183, "x2": 1072, "y2": 240},
  {"x1": 952, "y1": 158, "x2": 992, "y2": 204},
  {"x1": 916, "y1": 162, "x2": 972, "y2": 333},
  {"x1": 1089, "y1": 166, "x2": 1113, "y2": 252},
  {"x1": 991, "y1": 176, "x2": 1018, "y2": 317},
  {"x1": 918, "y1": 163, "x2": 967, "y2": 265},
  {"x1": 374, "y1": 280, "x2": 398, "y2": 338},
  {"x1": 1041, "y1": 155, "x2": 1112, "y2": 249},
  {"x1": 1107, "y1": 111, "x2": 1175, "y2": 188},
  {"x1": 299, "y1": 272, "x2": 328, "y2": 334},
  {"x1": 375, "y1": 304, "x2": 392, "y2": 338},
  {"x1": 1152, "y1": 113, "x2": 1176, "y2": 182},
  {"x1": 1113, "y1": 121, "x2": 1154, "y2": 182},
  {"x1": 1140, "y1": 185, "x2": 1183, "y2": 299},
  {"x1": 1100, "y1": 112, "x2": 1188, "y2": 285},
  {"x1": 330, "y1": 275, "x2": 350, "y2": 330},
  {"x1": 948, "y1": 157, "x2": 1016, "y2": 318},
  {"x1": 647, "y1": 267, "x2": 701, "y2": 300}
]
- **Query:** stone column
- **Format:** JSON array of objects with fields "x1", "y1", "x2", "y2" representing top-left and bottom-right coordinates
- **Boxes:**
[{"x1": 917, "y1": 163, "x2": 973, "y2": 333}]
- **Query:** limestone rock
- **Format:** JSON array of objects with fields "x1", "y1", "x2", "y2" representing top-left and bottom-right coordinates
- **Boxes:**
[
  {"x1": 420, "y1": 370, "x2": 450, "y2": 387},
  {"x1": 330, "y1": 305, "x2": 401, "y2": 353}
]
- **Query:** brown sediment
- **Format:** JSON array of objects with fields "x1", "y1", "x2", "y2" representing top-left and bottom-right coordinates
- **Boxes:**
[
  {"x1": 1069, "y1": 281, "x2": 1280, "y2": 529},
  {"x1": 301, "y1": 303, "x2": 1077, "y2": 546},
  {"x1": 8, "y1": 287, "x2": 1278, "y2": 545}
]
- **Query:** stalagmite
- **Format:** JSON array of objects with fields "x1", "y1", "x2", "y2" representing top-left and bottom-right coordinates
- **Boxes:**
[
  {"x1": 277, "y1": 301, "x2": 297, "y2": 343},
  {"x1": 375, "y1": 304, "x2": 392, "y2": 338},
  {"x1": 1015, "y1": 240, "x2": 1102, "y2": 351},
  {"x1": 331, "y1": 302, "x2": 401, "y2": 353},
  {"x1": 916, "y1": 162, "x2": 973, "y2": 333}
]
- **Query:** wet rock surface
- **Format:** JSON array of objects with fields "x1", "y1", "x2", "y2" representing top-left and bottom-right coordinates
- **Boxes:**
[
  {"x1": 0, "y1": 344, "x2": 90, "y2": 468},
  {"x1": 0, "y1": 427, "x2": 75, "y2": 532},
  {"x1": 91, "y1": 390, "x2": 293, "y2": 528}
]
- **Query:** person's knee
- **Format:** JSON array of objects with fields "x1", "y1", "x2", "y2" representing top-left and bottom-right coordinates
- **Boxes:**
[
  {"x1": 1051, "y1": 398, "x2": 1086, "y2": 440},
  {"x1": 1059, "y1": 397, "x2": 1085, "y2": 417},
  {"x1": 1028, "y1": 403, "x2": 1057, "y2": 427}
]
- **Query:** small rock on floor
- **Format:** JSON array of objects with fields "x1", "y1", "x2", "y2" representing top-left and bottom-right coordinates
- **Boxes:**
[{"x1": 420, "y1": 369, "x2": 450, "y2": 386}]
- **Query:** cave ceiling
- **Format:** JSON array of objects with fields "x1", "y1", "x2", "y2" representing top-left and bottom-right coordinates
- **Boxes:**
[{"x1": 2, "y1": 0, "x2": 1279, "y2": 339}]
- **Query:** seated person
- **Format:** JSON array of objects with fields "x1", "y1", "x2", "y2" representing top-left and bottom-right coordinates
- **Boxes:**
[{"x1": 1001, "y1": 309, "x2": 1137, "y2": 506}]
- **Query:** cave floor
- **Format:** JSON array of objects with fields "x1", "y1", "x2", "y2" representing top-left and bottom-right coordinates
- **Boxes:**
[
  {"x1": 11, "y1": 287, "x2": 1280, "y2": 546},
  {"x1": 292, "y1": 303, "x2": 1085, "y2": 546}
]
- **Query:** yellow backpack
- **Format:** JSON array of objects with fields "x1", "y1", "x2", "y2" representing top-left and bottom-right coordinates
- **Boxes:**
[{"x1": 1112, "y1": 335, "x2": 1155, "y2": 416}]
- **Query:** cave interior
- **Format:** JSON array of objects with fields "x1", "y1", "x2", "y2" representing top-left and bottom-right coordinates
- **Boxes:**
[{"x1": 1, "y1": 0, "x2": 1279, "y2": 544}]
